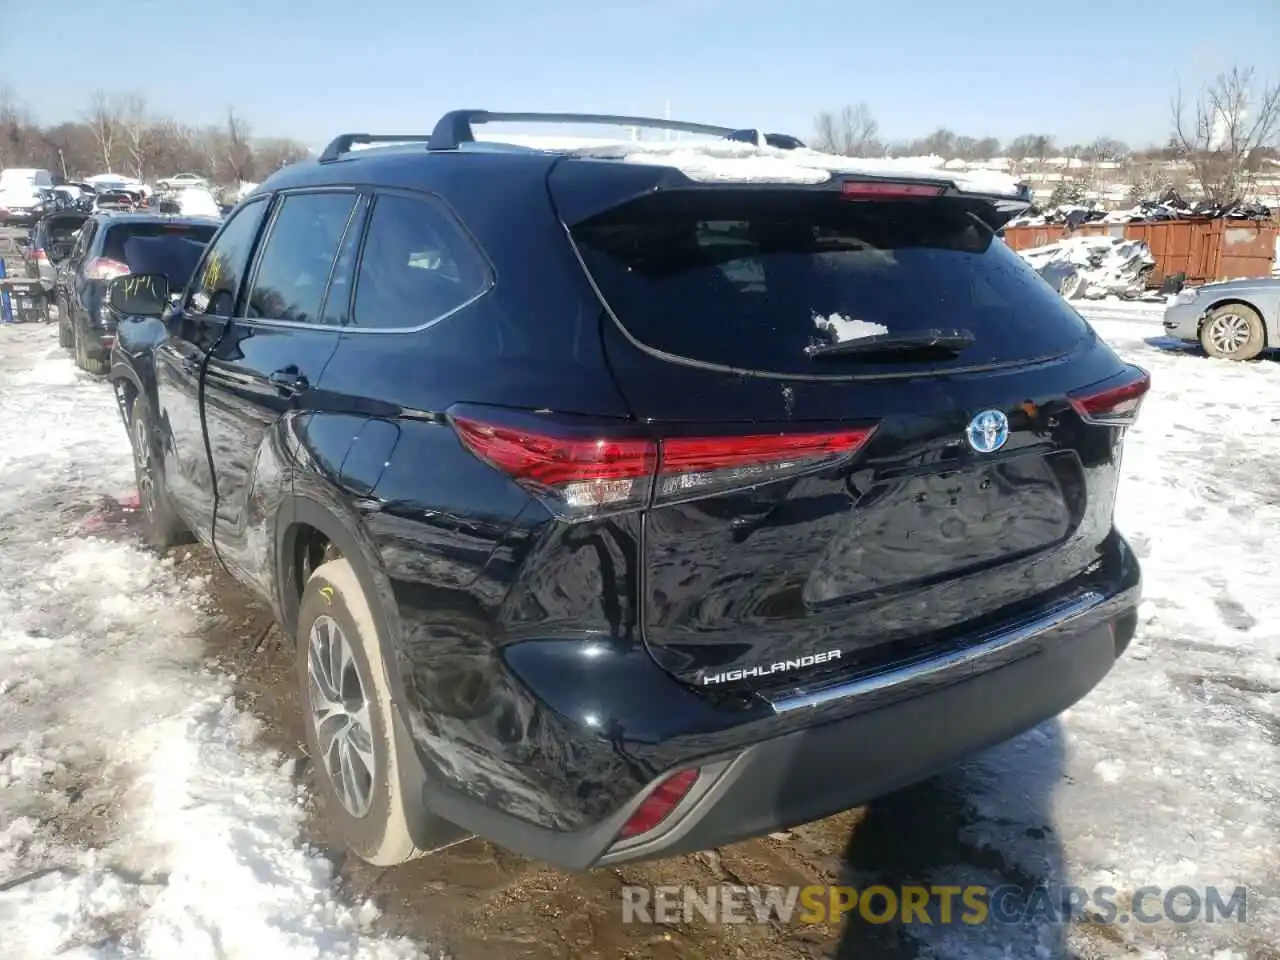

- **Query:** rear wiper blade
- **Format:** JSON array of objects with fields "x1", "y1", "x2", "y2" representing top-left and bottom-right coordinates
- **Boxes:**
[{"x1": 807, "y1": 328, "x2": 976, "y2": 359}]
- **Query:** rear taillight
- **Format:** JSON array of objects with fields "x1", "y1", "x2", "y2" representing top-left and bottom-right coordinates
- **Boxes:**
[
  {"x1": 841, "y1": 180, "x2": 946, "y2": 200},
  {"x1": 85, "y1": 257, "x2": 130, "y2": 281},
  {"x1": 1069, "y1": 367, "x2": 1151, "y2": 426},
  {"x1": 617, "y1": 769, "x2": 699, "y2": 840},
  {"x1": 32, "y1": 248, "x2": 48, "y2": 262},
  {"x1": 450, "y1": 411, "x2": 876, "y2": 521}
]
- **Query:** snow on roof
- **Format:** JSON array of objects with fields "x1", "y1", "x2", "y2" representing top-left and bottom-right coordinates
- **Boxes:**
[{"x1": 559, "y1": 140, "x2": 1026, "y2": 196}]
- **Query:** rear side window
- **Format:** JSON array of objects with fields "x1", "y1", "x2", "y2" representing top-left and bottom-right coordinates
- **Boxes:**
[
  {"x1": 570, "y1": 192, "x2": 1092, "y2": 375},
  {"x1": 350, "y1": 193, "x2": 490, "y2": 329},
  {"x1": 247, "y1": 192, "x2": 358, "y2": 324},
  {"x1": 188, "y1": 199, "x2": 269, "y2": 316}
]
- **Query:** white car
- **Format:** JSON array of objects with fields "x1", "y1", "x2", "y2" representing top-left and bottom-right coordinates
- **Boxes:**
[
  {"x1": 157, "y1": 172, "x2": 208, "y2": 191},
  {"x1": 0, "y1": 168, "x2": 57, "y2": 226}
]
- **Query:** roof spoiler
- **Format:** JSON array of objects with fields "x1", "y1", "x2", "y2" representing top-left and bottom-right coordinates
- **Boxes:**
[{"x1": 318, "y1": 110, "x2": 774, "y2": 162}]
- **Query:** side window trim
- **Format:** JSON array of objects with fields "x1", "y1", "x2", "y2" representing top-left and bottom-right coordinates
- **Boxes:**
[
  {"x1": 315, "y1": 193, "x2": 369, "y2": 327},
  {"x1": 345, "y1": 186, "x2": 495, "y2": 335},
  {"x1": 182, "y1": 196, "x2": 271, "y2": 315},
  {"x1": 240, "y1": 186, "x2": 364, "y2": 328}
]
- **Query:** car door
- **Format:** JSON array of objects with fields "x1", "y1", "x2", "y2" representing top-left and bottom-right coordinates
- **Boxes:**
[
  {"x1": 58, "y1": 219, "x2": 95, "y2": 311},
  {"x1": 154, "y1": 198, "x2": 271, "y2": 541},
  {"x1": 203, "y1": 189, "x2": 365, "y2": 593}
]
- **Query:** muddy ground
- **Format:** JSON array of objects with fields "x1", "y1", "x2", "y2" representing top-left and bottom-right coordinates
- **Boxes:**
[{"x1": 66, "y1": 514, "x2": 1080, "y2": 960}]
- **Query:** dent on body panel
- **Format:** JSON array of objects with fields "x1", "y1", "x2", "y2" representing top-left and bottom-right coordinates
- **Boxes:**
[
  {"x1": 233, "y1": 420, "x2": 294, "y2": 606},
  {"x1": 360, "y1": 418, "x2": 573, "y2": 820}
]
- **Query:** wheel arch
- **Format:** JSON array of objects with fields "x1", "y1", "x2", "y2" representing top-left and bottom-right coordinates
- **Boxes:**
[
  {"x1": 278, "y1": 495, "x2": 470, "y2": 852},
  {"x1": 1197, "y1": 298, "x2": 1269, "y2": 346}
]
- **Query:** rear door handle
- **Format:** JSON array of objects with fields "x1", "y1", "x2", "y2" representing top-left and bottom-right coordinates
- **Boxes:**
[
  {"x1": 269, "y1": 369, "x2": 309, "y2": 396},
  {"x1": 181, "y1": 355, "x2": 200, "y2": 376}
]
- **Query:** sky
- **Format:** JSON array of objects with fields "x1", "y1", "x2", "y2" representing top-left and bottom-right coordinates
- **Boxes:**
[{"x1": 2, "y1": 0, "x2": 1277, "y2": 152}]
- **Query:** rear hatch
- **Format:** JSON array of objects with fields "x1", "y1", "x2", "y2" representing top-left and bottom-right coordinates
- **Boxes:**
[{"x1": 548, "y1": 162, "x2": 1147, "y2": 693}]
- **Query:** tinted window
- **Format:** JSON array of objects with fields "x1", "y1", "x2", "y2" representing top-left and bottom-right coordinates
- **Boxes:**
[
  {"x1": 246, "y1": 192, "x2": 358, "y2": 324},
  {"x1": 188, "y1": 199, "x2": 268, "y2": 316},
  {"x1": 103, "y1": 223, "x2": 216, "y2": 291},
  {"x1": 571, "y1": 193, "x2": 1092, "y2": 375},
  {"x1": 350, "y1": 193, "x2": 489, "y2": 329}
]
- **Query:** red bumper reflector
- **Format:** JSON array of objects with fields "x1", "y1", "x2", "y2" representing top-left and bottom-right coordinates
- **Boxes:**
[{"x1": 618, "y1": 769, "x2": 700, "y2": 840}]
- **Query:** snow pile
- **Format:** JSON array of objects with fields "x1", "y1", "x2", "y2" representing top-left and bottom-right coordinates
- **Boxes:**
[
  {"x1": 1019, "y1": 236, "x2": 1156, "y2": 299},
  {"x1": 174, "y1": 187, "x2": 221, "y2": 218},
  {"x1": 0, "y1": 329, "x2": 424, "y2": 958},
  {"x1": 560, "y1": 139, "x2": 1026, "y2": 196},
  {"x1": 1009, "y1": 194, "x2": 1273, "y2": 228}
]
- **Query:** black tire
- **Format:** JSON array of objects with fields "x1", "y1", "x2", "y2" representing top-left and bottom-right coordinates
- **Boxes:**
[
  {"x1": 58, "y1": 310, "x2": 73, "y2": 348},
  {"x1": 1199, "y1": 304, "x2": 1266, "y2": 361},
  {"x1": 72, "y1": 320, "x2": 109, "y2": 375},
  {"x1": 296, "y1": 558, "x2": 428, "y2": 866},
  {"x1": 128, "y1": 394, "x2": 189, "y2": 548}
]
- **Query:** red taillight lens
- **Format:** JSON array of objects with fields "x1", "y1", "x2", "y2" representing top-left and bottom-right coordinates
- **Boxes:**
[
  {"x1": 32, "y1": 248, "x2": 48, "y2": 262},
  {"x1": 841, "y1": 180, "x2": 946, "y2": 200},
  {"x1": 1069, "y1": 367, "x2": 1151, "y2": 425},
  {"x1": 617, "y1": 769, "x2": 700, "y2": 840},
  {"x1": 450, "y1": 416, "x2": 658, "y2": 517},
  {"x1": 657, "y1": 429, "x2": 874, "y2": 505},
  {"x1": 86, "y1": 257, "x2": 130, "y2": 281},
  {"x1": 450, "y1": 412, "x2": 876, "y2": 521}
]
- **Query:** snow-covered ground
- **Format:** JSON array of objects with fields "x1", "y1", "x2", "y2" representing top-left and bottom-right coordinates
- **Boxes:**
[
  {"x1": 0, "y1": 330, "x2": 424, "y2": 958},
  {"x1": 907, "y1": 301, "x2": 1280, "y2": 959},
  {"x1": 0, "y1": 300, "x2": 1276, "y2": 959}
]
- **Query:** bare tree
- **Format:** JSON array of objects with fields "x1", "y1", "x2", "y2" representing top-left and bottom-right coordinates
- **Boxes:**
[
  {"x1": 812, "y1": 103, "x2": 882, "y2": 157},
  {"x1": 1008, "y1": 134, "x2": 1056, "y2": 163},
  {"x1": 86, "y1": 91, "x2": 124, "y2": 173},
  {"x1": 1083, "y1": 137, "x2": 1129, "y2": 162},
  {"x1": 224, "y1": 107, "x2": 255, "y2": 183},
  {"x1": 1172, "y1": 66, "x2": 1280, "y2": 203},
  {"x1": 120, "y1": 93, "x2": 150, "y2": 180}
]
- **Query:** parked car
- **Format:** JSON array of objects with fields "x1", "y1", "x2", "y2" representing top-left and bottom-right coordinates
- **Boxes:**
[
  {"x1": 57, "y1": 212, "x2": 218, "y2": 373},
  {"x1": 156, "y1": 172, "x2": 208, "y2": 191},
  {"x1": 1162, "y1": 277, "x2": 1279, "y2": 361},
  {"x1": 0, "y1": 168, "x2": 58, "y2": 226},
  {"x1": 107, "y1": 109, "x2": 1145, "y2": 872},
  {"x1": 20, "y1": 210, "x2": 90, "y2": 294},
  {"x1": 92, "y1": 189, "x2": 143, "y2": 213}
]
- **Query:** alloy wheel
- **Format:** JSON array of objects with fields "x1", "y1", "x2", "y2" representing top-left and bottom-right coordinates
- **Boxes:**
[
  {"x1": 1207, "y1": 313, "x2": 1251, "y2": 355},
  {"x1": 307, "y1": 614, "x2": 377, "y2": 818},
  {"x1": 133, "y1": 416, "x2": 157, "y2": 518}
]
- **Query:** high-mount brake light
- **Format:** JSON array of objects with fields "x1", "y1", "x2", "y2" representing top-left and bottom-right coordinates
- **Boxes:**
[
  {"x1": 1069, "y1": 367, "x2": 1151, "y2": 425},
  {"x1": 840, "y1": 180, "x2": 946, "y2": 200},
  {"x1": 450, "y1": 414, "x2": 876, "y2": 521},
  {"x1": 617, "y1": 769, "x2": 700, "y2": 840}
]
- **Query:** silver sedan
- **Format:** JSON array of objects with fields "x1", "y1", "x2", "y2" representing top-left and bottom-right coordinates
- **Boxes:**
[{"x1": 1162, "y1": 277, "x2": 1280, "y2": 361}]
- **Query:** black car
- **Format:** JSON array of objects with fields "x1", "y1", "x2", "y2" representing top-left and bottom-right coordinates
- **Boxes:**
[
  {"x1": 107, "y1": 109, "x2": 1146, "y2": 871},
  {"x1": 58, "y1": 213, "x2": 218, "y2": 373}
]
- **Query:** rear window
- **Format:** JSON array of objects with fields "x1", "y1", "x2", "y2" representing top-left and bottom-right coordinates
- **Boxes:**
[
  {"x1": 570, "y1": 192, "x2": 1091, "y2": 375},
  {"x1": 105, "y1": 223, "x2": 216, "y2": 290}
]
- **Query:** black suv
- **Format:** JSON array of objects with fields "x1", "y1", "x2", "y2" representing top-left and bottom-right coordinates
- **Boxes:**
[
  {"x1": 107, "y1": 110, "x2": 1145, "y2": 871},
  {"x1": 57, "y1": 212, "x2": 218, "y2": 373}
]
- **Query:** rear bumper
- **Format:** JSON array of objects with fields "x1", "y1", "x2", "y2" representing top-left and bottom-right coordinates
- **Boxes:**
[{"x1": 418, "y1": 534, "x2": 1141, "y2": 869}]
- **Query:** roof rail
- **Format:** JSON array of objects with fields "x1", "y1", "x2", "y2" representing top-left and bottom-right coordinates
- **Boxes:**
[
  {"x1": 426, "y1": 110, "x2": 737, "y2": 151},
  {"x1": 318, "y1": 133, "x2": 435, "y2": 164}
]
